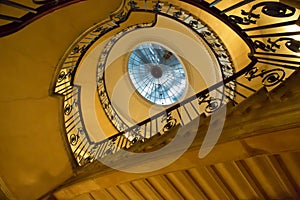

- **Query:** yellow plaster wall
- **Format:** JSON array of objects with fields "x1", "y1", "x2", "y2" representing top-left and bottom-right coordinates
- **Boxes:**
[
  {"x1": 0, "y1": 0, "x2": 122, "y2": 199},
  {"x1": 104, "y1": 15, "x2": 219, "y2": 124}
]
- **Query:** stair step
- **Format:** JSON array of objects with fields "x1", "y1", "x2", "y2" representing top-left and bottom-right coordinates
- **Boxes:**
[
  {"x1": 127, "y1": 125, "x2": 180, "y2": 152},
  {"x1": 269, "y1": 68, "x2": 300, "y2": 102},
  {"x1": 229, "y1": 87, "x2": 269, "y2": 115},
  {"x1": 121, "y1": 69, "x2": 300, "y2": 154}
]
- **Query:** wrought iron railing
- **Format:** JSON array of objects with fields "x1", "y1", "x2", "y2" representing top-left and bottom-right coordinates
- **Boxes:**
[
  {"x1": 0, "y1": 0, "x2": 83, "y2": 37},
  {"x1": 96, "y1": 19, "x2": 235, "y2": 135},
  {"x1": 52, "y1": 0, "x2": 300, "y2": 166}
]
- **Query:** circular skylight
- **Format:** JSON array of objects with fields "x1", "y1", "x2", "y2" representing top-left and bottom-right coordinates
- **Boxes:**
[{"x1": 128, "y1": 43, "x2": 187, "y2": 105}]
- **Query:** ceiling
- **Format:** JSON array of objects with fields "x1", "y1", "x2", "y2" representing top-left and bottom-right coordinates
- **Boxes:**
[
  {"x1": 56, "y1": 152, "x2": 300, "y2": 199},
  {"x1": 0, "y1": 0, "x2": 122, "y2": 199},
  {"x1": 0, "y1": 0, "x2": 299, "y2": 199},
  {"x1": 54, "y1": 69, "x2": 300, "y2": 199}
]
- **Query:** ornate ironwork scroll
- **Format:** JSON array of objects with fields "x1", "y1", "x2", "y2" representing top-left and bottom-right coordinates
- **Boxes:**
[
  {"x1": 229, "y1": 2, "x2": 296, "y2": 25},
  {"x1": 254, "y1": 38, "x2": 300, "y2": 53},
  {"x1": 198, "y1": 94, "x2": 222, "y2": 114},
  {"x1": 97, "y1": 1, "x2": 235, "y2": 133},
  {"x1": 52, "y1": 0, "x2": 300, "y2": 167},
  {"x1": 245, "y1": 67, "x2": 285, "y2": 87},
  {"x1": 161, "y1": 112, "x2": 177, "y2": 132}
]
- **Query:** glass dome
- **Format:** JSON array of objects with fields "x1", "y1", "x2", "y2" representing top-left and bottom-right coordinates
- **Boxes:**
[{"x1": 128, "y1": 43, "x2": 187, "y2": 105}]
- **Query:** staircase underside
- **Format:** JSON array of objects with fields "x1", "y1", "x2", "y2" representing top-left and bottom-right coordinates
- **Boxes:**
[
  {"x1": 0, "y1": 0, "x2": 300, "y2": 199},
  {"x1": 54, "y1": 70, "x2": 300, "y2": 199}
]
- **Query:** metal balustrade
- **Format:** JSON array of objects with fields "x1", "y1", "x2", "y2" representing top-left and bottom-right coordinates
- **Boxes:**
[
  {"x1": 51, "y1": 0, "x2": 300, "y2": 166},
  {"x1": 0, "y1": 0, "x2": 83, "y2": 37}
]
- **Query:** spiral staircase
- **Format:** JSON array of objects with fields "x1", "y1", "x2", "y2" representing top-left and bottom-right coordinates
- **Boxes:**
[{"x1": 0, "y1": 0, "x2": 300, "y2": 199}]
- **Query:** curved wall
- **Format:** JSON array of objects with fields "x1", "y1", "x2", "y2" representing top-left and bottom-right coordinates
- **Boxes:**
[{"x1": 105, "y1": 15, "x2": 223, "y2": 125}]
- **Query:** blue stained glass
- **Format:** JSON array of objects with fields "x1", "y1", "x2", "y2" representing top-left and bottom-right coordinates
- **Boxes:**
[{"x1": 128, "y1": 43, "x2": 187, "y2": 105}]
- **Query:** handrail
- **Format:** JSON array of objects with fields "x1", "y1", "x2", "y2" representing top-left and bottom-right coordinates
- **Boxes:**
[
  {"x1": 105, "y1": 59, "x2": 258, "y2": 141},
  {"x1": 97, "y1": 23, "x2": 158, "y2": 133},
  {"x1": 97, "y1": 1, "x2": 236, "y2": 135},
  {"x1": 52, "y1": 0, "x2": 300, "y2": 166},
  {"x1": 181, "y1": 0, "x2": 256, "y2": 55},
  {"x1": 0, "y1": 0, "x2": 84, "y2": 37}
]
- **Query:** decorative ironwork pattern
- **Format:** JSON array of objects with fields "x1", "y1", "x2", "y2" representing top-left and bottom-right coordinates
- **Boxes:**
[
  {"x1": 96, "y1": 1, "x2": 235, "y2": 136},
  {"x1": 229, "y1": 2, "x2": 296, "y2": 25},
  {"x1": 97, "y1": 24, "x2": 155, "y2": 134},
  {"x1": 245, "y1": 67, "x2": 285, "y2": 87},
  {"x1": 52, "y1": 0, "x2": 300, "y2": 166},
  {"x1": 254, "y1": 38, "x2": 300, "y2": 53}
]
